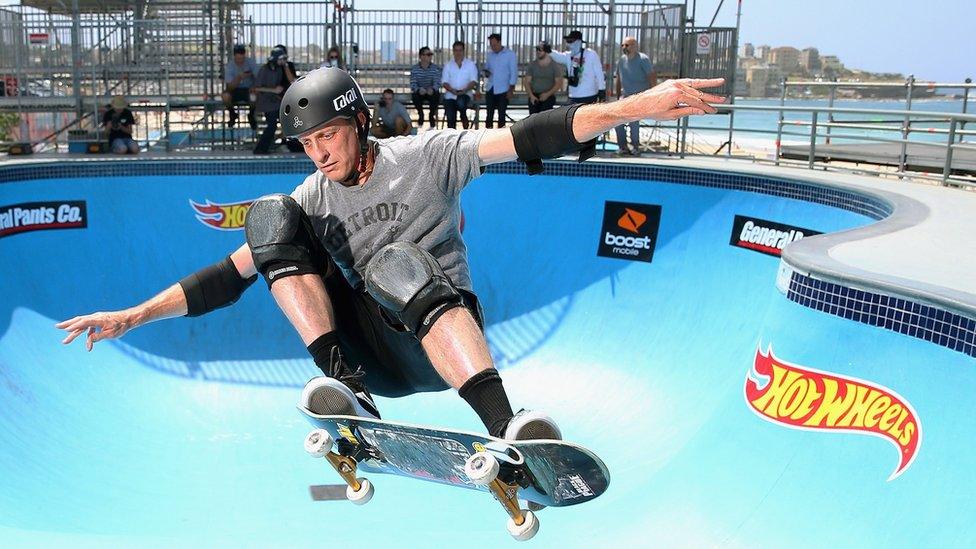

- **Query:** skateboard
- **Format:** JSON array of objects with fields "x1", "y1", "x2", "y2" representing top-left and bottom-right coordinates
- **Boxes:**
[{"x1": 299, "y1": 408, "x2": 610, "y2": 541}]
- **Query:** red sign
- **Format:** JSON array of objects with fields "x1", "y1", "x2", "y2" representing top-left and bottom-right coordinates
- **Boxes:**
[{"x1": 28, "y1": 33, "x2": 49, "y2": 44}]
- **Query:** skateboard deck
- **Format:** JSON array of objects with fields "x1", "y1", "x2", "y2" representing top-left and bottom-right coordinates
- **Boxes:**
[{"x1": 298, "y1": 408, "x2": 610, "y2": 508}]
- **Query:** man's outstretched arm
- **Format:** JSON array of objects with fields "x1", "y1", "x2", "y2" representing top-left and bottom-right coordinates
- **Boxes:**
[
  {"x1": 477, "y1": 77, "x2": 725, "y2": 165},
  {"x1": 57, "y1": 243, "x2": 255, "y2": 351}
]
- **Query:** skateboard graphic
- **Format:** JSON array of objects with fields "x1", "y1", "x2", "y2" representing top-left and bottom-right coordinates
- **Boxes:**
[{"x1": 299, "y1": 408, "x2": 610, "y2": 541}]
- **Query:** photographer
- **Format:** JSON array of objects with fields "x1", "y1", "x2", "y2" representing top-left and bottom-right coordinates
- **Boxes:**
[
  {"x1": 371, "y1": 88, "x2": 413, "y2": 138},
  {"x1": 102, "y1": 96, "x2": 139, "y2": 154},
  {"x1": 273, "y1": 44, "x2": 304, "y2": 152},
  {"x1": 550, "y1": 30, "x2": 606, "y2": 105},
  {"x1": 251, "y1": 46, "x2": 287, "y2": 154},
  {"x1": 221, "y1": 44, "x2": 258, "y2": 130}
]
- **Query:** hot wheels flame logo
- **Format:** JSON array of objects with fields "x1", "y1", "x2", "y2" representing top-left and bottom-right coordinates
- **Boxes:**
[
  {"x1": 189, "y1": 199, "x2": 254, "y2": 231},
  {"x1": 745, "y1": 346, "x2": 921, "y2": 480}
]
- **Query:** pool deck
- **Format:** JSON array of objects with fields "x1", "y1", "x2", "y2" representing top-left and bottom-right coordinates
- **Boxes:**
[{"x1": 3, "y1": 151, "x2": 975, "y2": 317}]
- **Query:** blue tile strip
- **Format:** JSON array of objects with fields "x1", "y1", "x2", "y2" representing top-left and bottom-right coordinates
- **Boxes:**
[
  {"x1": 787, "y1": 272, "x2": 976, "y2": 358},
  {"x1": 2, "y1": 157, "x2": 967, "y2": 357}
]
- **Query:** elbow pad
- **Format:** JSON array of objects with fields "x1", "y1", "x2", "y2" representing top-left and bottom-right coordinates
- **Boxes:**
[
  {"x1": 509, "y1": 104, "x2": 596, "y2": 175},
  {"x1": 179, "y1": 256, "x2": 257, "y2": 317}
]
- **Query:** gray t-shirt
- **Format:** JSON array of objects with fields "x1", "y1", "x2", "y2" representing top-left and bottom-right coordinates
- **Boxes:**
[
  {"x1": 375, "y1": 100, "x2": 411, "y2": 130},
  {"x1": 616, "y1": 53, "x2": 654, "y2": 96},
  {"x1": 291, "y1": 129, "x2": 486, "y2": 291},
  {"x1": 225, "y1": 58, "x2": 257, "y2": 89},
  {"x1": 526, "y1": 59, "x2": 565, "y2": 95}
]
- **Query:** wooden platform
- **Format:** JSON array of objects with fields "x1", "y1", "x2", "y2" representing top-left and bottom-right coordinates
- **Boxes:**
[{"x1": 780, "y1": 141, "x2": 976, "y2": 175}]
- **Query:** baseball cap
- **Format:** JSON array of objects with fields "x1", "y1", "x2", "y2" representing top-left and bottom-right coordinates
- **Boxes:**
[{"x1": 564, "y1": 30, "x2": 584, "y2": 42}]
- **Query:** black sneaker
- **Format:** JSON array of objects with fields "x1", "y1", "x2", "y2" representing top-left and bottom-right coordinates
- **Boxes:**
[{"x1": 300, "y1": 348, "x2": 380, "y2": 419}]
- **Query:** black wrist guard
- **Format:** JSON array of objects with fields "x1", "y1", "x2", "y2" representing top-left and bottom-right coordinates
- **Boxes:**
[
  {"x1": 179, "y1": 256, "x2": 257, "y2": 317},
  {"x1": 509, "y1": 104, "x2": 596, "y2": 175}
]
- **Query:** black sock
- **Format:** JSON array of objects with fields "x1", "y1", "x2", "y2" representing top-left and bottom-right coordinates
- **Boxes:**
[
  {"x1": 307, "y1": 331, "x2": 341, "y2": 376},
  {"x1": 459, "y1": 369, "x2": 515, "y2": 438}
]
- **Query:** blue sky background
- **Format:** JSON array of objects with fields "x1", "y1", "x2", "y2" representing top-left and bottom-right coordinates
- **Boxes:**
[{"x1": 346, "y1": 0, "x2": 974, "y2": 82}]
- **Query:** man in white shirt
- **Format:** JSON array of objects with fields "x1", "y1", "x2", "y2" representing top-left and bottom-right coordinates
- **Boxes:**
[
  {"x1": 441, "y1": 40, "x2": 479, "y2": 129},
  {"x1": 550, "y1": 30, "x2": 606, "y2": 105},
  {"x1": 483, "y1": 32, "x2": 518, "y2": 128}
]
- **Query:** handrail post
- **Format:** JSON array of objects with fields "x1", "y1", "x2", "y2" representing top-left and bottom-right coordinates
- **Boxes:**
[
  {"x1": 898, "y1": 74, "x2": 914, "y2": 176},
  {"x1": 825, "y1": 79, "x2": 836, "y2": 144},
  {"x1": 942, "y1": 119, "x2": 957, "y2": 186},
  {"x1": 808, "y1": 111, "x2": 817, "y2": 170},
  {"x1": 774, "y1": 77, "x2": 786, "y2": 165},
  {"x1": 960, "y1": 77, "x2": 971, "y2": 143}
]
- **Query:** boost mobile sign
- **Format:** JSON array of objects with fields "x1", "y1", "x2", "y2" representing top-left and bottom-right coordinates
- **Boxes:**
[{"x1": 597, "y1": 201, "x2": 662, "y2": 263}]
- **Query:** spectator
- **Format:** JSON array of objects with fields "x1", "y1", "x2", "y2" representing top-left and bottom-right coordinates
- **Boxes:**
[
  {"x1": 441, "y1": 40, "x2": 478, "y2": 129},
  {"x1": 550, "y1": 30, "x2": 606, "y2": 105},
  {"x1": 523, "y1": 39, "x2": 565, "y2": 114},
  {"x1": 371, "y1": 88, "x2": 413, "y2": 138},
  {"x1": 320, "y1": 46, "x2": 346, "y2": 70},
  {"x1": 483, "y1": 32, "x2": 517, "y2": 128},
  {"x1": 222, "y1": 44, "x2": 258, "y2": 130},
  {"x1": 252, "y1": 46, "x2": 287, "y2": 154},
  {"x1": 614, "y1": 36, "x2": 657, "y2": 156},
  {"x1": 409, "y1": 46, "x2": 441, "y2": 128},
  {"x1": 273, "y1": 44, "x2": 304, "y2": 152},
  {"x1": 103, "y1": 96, "x2": 139, "y2": 154}
]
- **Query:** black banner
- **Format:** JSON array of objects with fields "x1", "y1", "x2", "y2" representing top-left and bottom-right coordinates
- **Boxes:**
[
  {"x1": 0, "y1": 201, "x2": 87, "y2": 239},
  {"x1": 597, "y1": 201, "x2": 662, "y2": 263},
  {"x1": 729, "y1": 215, "x2": 821, "y2": 257}
]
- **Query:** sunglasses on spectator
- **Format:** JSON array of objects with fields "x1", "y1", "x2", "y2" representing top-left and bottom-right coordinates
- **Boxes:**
[
  {"x1": 535, "y1": 47, "x2": 544, "y2": 52},
  {"x1": 422, "y1": 52, "x2": 433, "y2": 56},
  {"x1": 329, "y1": 56, "x2": 339, "y2": 60}
]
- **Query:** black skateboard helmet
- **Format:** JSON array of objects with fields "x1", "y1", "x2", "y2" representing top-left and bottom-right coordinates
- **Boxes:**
[{"x1": 280, "y1": 67, "x2": 370, "y2": 140}]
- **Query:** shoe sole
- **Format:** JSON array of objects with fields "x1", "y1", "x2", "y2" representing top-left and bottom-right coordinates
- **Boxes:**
[
  {"x1": 307, "y1": 385, "x2": 357, "y2": 416},
  {"x1": 513, "y1": 419, "x2": 560, "y2": 441}
]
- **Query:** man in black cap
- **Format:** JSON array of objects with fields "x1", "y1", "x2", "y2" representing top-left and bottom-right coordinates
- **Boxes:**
[
  {"x1": 523, "y1": 39, "x2": 565, "y2": 114},
  {"x1": 251, "y1": 45, "x2": 288, "y2": 154},
  {"x1": 550, "y1": 30, "x2": 606, "y2": 105},
  {"x1": 222, "y1": 44, "x2": 258, "y2": 130}
]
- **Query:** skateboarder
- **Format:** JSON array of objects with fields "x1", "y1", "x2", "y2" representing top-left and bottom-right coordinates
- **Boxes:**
[{"x1": 57, "y1": 68, "x2": 723, "y2": 441}]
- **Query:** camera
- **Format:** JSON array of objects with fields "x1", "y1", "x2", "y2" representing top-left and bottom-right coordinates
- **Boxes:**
[{"x1": 567, "y1": 67, "x2": 580, "y2": 87}]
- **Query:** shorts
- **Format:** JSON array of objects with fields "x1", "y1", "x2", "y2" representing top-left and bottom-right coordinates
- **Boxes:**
[
  {"x1": 290, "y1": 205, "x2": 485, "y2": 398},
  {"x1": 324, "y1": 270, "x2": 484, "y2": 398}
]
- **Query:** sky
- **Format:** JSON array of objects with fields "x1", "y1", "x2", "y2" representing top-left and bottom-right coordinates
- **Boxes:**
[{"x1": 344, "y1": 0, "x2": 975, "y2": 82}]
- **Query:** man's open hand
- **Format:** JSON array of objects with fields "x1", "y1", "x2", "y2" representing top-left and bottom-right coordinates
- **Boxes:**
[
  {"x1": 632, "y1": 78, "x2": 726, "y2": 120},
  {"x1": 56, "y1": 310, "x2": 136, "y2": 352}
]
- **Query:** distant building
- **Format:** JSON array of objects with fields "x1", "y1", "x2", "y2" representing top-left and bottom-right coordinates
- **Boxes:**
[
  {"x1": 769, "y1": 47, "x2": 800, "y2": 71},
  {"x1": 742, "y1": 42, "x2": 755, "y2": 58},
  {"x1": 755, "y1": 44, "x2": 771, "y2": 61},
  {"x1": 799, "y1": 48, "x2": 821, "y2": 72},
  {"x1": 734, "y1": 67, "x2": 748, "y2": 96},
  {"x1": 821, "y1": 55, "x2": 844, "y2": 72},
  {"x1": 746, "y1": 64, "x2": 782, "y2": 97}
]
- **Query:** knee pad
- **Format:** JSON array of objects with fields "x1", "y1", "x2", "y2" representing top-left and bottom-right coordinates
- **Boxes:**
[
  {"x1": 245, "y1": 194, "x2": 323, "y2": 287},
  {"x1": 364, "y1": 241, "x2": 463, "y2": 339}
]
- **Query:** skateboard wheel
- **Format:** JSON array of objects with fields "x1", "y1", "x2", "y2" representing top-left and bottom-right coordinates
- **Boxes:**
[
  {"x1": 464, "y1": 451, "x2": 500, "y2": 485},
  {"x1": 304, "y1": 429, "x2": 334, "y2": 457},
  {"x1": 347, "y1": 478, "x2": 373, "y2": 505},
  {"x1": 507, "y1": 509, "x2": 539, "y2": 541}
]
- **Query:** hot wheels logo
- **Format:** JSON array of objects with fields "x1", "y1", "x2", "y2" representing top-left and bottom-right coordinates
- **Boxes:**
[
  {"x1": 190, "y1": 199, "x2": 254, "y2": 231},
  {"x1": 745, "y1": 346, "x2": 921, "y2": 480}
]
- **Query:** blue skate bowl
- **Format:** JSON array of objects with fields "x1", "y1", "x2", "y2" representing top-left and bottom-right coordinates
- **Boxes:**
[{"x1": 0, "y1": 158, "x2": 973, "y2": 547}]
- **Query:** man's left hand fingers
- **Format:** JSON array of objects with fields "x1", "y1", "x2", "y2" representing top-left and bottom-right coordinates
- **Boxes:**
[
  {"x1": 679, "y1": 77, "x2": 726, "y2": 90},
  {"x1": 674, "y1": 82, "x2": 726, "y2": 104}
]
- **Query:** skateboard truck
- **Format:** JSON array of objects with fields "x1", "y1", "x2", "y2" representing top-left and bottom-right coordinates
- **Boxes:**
[
  {"x1": 465, "y1": 451, "x2": 540, "y2": 541},
  {"x1": 304, "y1": 428, "x2": 374, "y2": 505}
]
